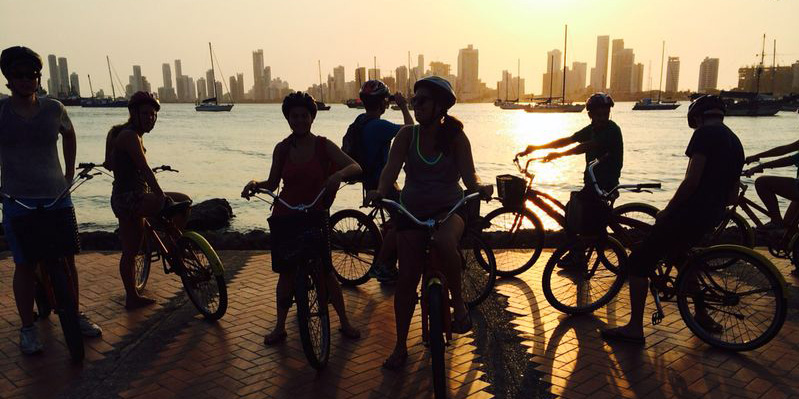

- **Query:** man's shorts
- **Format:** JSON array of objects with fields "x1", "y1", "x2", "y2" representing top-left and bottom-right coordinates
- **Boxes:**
[{"x1": 2, "y1": 196, "x2": 74, "y2": 265}]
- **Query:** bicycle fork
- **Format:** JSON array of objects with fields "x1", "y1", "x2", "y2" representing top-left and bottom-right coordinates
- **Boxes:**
[{"x1": 650, "y1": 283, "x2": 665, "y2": 326}]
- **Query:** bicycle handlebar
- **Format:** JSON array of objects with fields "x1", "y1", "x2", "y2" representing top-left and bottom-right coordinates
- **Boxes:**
[
  {"x1": 587, "y1": 159, "x2": 661, "y2": 198},
  {"x1": 152, "y1": 165, "x2": 179, "y2": 173},
  {"x1": 379, "y1": 192, "x2": 482, "y2": 229},
  {"x1": 249, "y1": 187, "x2": 328, "y2": 211},
  {"x1": 2, "y1": 162, "x2": 107, "y2": 210}
]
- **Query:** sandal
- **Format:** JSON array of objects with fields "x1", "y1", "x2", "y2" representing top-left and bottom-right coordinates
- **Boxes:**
[
  {"x1": 125, "y1": 296, "x2": 156, "y2": 310},
  {"x1": 451, "y1": 311, "x2": 472, "y2": 334},
  {"x1": 263, "y1": 330, "x2": 287, "y2": 346},
  {"x1": 339, "y1": 325, "x2": 361, "y2": 340},
  {"x1": 382, "y1": 350, "x2": 408, "y2": 371},
  {"x1": 600, "y1": 327, "x2": 645, "y2": 345}
]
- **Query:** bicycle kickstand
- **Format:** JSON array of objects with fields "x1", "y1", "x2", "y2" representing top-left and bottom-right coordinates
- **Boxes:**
[{"x1": 650, "y1": 285, "x2": 665, "y2": 326}]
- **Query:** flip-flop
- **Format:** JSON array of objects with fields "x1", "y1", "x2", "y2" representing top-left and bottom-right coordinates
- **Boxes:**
[
  {"x1": 339, "y1": 326, "x2": 361, "y2": 340},
  {"x1": 600, "y1": 328, "x2": 645, "y2": 345},
  {"x1": 452, "y1": 311, "x2": 472, "y2": 334},
  {"x1": 382, "y1": 350, "x2": 408, "y2": 371},
  {"x1": 263, "y1": 330, "x2": 287, "y2": 346},
  {"x1": 125, "y1": 296, "x2": 156, "y2": 310}
]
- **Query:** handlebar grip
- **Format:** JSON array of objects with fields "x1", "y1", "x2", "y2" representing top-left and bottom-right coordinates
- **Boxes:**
[
  {"x1": 638, "y1": 183, "x2": 661, "y2": 189},
  {"x1": 78, "y1": 162, "x2": 96, "y2": 168}
]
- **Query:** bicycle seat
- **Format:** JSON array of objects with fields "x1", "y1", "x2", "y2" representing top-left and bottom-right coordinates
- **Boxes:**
[{"x1": 161, "y1": 200, "x2": 193, "y2": 219}]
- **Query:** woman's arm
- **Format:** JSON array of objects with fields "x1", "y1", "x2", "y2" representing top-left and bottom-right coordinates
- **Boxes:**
[
  {"x1": 243, "y1": 142, "x2": 285, "y2": 197},
  {"x1": 375, "y1": 126, "x2": 412, "y2": 197},
  {"x1": 747, "y1": 140, "x2": 799, "y2": 163},
  {"x1": 325, "y1": 139, "x2": 362, "y2": 181},
  {"x1": 454, "y1": 132, "x2": 481, "y2": 192},
  {"x1": 118, "y1": 130, "x2": 163, "y2": 196}
]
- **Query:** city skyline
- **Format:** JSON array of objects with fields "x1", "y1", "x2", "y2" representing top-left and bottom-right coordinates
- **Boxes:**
[{"x1": 1, "y1": 0, "x2": 797, "y2": 97}]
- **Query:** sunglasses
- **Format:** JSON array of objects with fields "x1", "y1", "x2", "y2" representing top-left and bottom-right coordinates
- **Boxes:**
[
  {"x1": 9, "y1": 71, "x2": 41, "y2": 80},
  {"x1": 411, "y1": 95, "x2": 432, "y2": 107}
]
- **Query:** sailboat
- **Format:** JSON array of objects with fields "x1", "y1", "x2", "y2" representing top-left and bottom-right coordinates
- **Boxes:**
[
  {"x1": 315, "y1": 60, "x2": 331, "y2": 111},
  {"x1": 633, "y1": 41, "x2": 680, "y2": 110},
  {"x1": 717, "y1": 35, "x2": 781, "y2": 117},
  {"x1": 196, "y1": 43, "x2": 233, "y2": 112},
  {"x1": 526, "y1": 25, "x2": 585, "y2": 113},
  {"x1": 498, "y1": 59, "x2": 529, "y2": 110},
  {"x1": 81, "y1": 56, "x2": 128, "y2": 108}
]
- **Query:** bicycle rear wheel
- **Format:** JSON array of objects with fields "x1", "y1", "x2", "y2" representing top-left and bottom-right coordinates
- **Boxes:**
[
  {"x1": 44, "y1": 258, "x2": 84, "y2": 362},
  {"x1": 611, "y1": 202, "x2": 658, "y2": 249},
  {"x1": 177, "y1": 232, "x2": 228, "y2": 321},
  {"x1": 134, "y1": 235, "x2": 155, "y2": 293},
  {"x1": 427, "y1": 282, "x2": 447, "y2": 399},
  {"x1": 460, "y1": 231, "x2": 497, "y2": 308},
  {"x1": 703, "y1": 212, "x2": 755, "y2": 248},
  {"x1": 329, "y1": 209, "x2": 382, "y2": 286},
  {"x1": 542, "y1": 236, "x2": 627, "y2": 314},
  {"x1": 296, "y1": 261, "x2": 331, "y2": 370},
  {"x1": 677, "y1": 246, "x2": 787, "y2": 351},
  {"x1": 480, "y1": 206, "x2": 544, "y2": 277}
]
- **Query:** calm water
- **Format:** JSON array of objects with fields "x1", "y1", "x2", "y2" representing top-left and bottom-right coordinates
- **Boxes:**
[{"x1": 64, "y1": 103, "x2": 799, "y2": 232}]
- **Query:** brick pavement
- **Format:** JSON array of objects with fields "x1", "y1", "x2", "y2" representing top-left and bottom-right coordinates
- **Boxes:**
[
  {"x1": 0, "y1": 251, "x2": 492, "y2": 399},
  {"x1": 494, "y1": 249, "x2": 799, "y2": 399}
]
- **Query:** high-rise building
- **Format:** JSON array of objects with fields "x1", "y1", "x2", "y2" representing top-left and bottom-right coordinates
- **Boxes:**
[
  {"x1": 395, "y1": 66, "x2": 409, "y2": 95},
  {"x1": 631, "y1": 63, "x2": 644, "y2": 93},
  {"x1": 187, "y1": 77, "x2": 196, "y2": 101},
  {"x1": 47, "y1": 55, "x2": 60, "y2": 96},
  {"x1": 229, "y1": 76, "x2": 239, "y2": 101},
  {"x1": 215, "y1": 82, "x2": 224, "y2": 101},
  {"x1": 69, "y1": 72, "x2": 80, "y2": 97},
  {"x1": 665, "y1": 56, "x2": 680, "y2": 93},
  {"x1": 542, "y1": 49, "x2": 563, "y2": 98},
  {"x1": 354, "y1": 67, "x2": 366, "y2": 87},
  {"x1": 609, "y1": 39, "x2": 626, "y2": 93},
  {"x1": 162, "y1": 63, "x2": 173, "y2": 89},
  {"x1": 590, "y1": 36, "x2": 610, "y2": 90},
  {"x1": 236, "y1": 73, "x2": 245, "y2": 101},
  {"x1": 566, "y1": 61, "x2": 587, "y2": 95},
  {"x1": 457, "y1": 44, "x2": 480, "y2": 101},
  {"x1": 333, "y1": 65, "x2": 345, "y2": 101},
  {"x1": 498, "y1": 71, "x2": 525, "y2": 101},
  {"x1": 430, "y1": 61, "x2": 450, "y2": 77},
  {"x1": 417, "y1": 54, "x2": 424, "y2": 76},
  {"x1": 367, "y1": 68, "x2": 381, "y2": 80},
  {"x1": 698, "y1": 57, "x2": 720, "y2": 93},
  {"x1": 253, "y1": 49, "x2": 265, "y2": 101},
  {"x1": 196, "y1": 77, "x2": 207, "y2": 100},
  {"x1": 206, "y1": 69, "x2": 215, "y2": 97},
  {"x1": 57, "y1": 57, "x2": 70, "y2": 96},
  {"x1": 174, "y1": 60, "x2": 186, "y2": 101},
  {"x1": 131, "y1": 65, "x2": 143, "y2": 94}
]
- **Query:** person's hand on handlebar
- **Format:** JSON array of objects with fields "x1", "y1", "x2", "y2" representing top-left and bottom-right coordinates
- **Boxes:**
[
  {"x1": 744, "y1": 155, "x2": 760, "y2": 164},
  {"x1": 365, "y1": 190, "x2": 383, "y2": 206},
  {"x1": 241, "y1": 180, "x2": 259, "y2": 199},
  {"x1": 742, "y1": 165, "x2": 764, "y2": 178},
  {"x1": 321, "y1": 172, "x2": 344, "y2": 207},
  {"x1": 543, "y1": 151, "x2": 563, "y2": 163},
  {"x1": 516, "y1": 145, "x2": 537, "y2": 159},
  {"x1": 478, "y1": 184, "x2": 494, "y2": 201}
]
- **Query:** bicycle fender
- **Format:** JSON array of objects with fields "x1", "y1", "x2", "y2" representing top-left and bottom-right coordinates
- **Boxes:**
[
  {"x1": 702, "y1": 244, "x2": 789, "y2": 297},
  {"x1": 182, "y1": 230, "x2": 226, "y2": 275}
]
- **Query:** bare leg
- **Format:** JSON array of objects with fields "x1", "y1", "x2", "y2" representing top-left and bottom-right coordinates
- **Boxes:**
[
  {"x1": 432, "y1": 215, "x2": 467, "y2": 324},
  {"x1": 12, "y1": 262, "x2": 36, "y2": 326},
  {"x1": 375, "y1": 225, "x2": 398, "y2": 266},
  {"x1": 118, "y1": 216, "x2": 153, "y2": 309},
  {"x1": 165, "y1": 192, "x2": 191, "y2": 230},
  {"x1": 389, "y1": 230, "x2": 425, "y2": 361},
  {"x1": 265, "y1": 271, "x2": 294, "y2": 343},
  {"x1": 755, "y1": 176, "x2": 799, "y2": 224},
  {"x1": 325, "y1": 272, "x2": 359, "y2": 337}
]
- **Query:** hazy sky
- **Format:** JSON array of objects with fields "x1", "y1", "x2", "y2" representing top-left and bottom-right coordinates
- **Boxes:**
[{"x1": 1, "y1": 0, "x2": 797, "y2": 96}]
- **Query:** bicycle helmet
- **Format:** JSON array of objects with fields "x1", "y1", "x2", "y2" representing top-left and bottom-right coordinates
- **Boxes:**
[
  {"x1": 128, "y1": 91, "x2": 161, "y2": 112},
  {"x1": 0, "y1": 46, "x2": 43, "y2": 78},
  {"x1": 359, "y1": 79, "x2": 390, "y2": 99},
  {"x1": 687, "y1": 95, "x2": 726, "y2": 128},
  {"x1": 413, "y1": 76, "x2": 456, "y2": 110},
  {"x1": 586, "y1": 92, "x2": 615, "y2": 111},
  {"x1": 281, "y1": 91, "x2": 318, "y2": 119}
]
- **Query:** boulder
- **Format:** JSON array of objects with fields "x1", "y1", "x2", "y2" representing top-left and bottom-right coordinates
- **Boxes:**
[
  {"x1": 79, "y1": 231, "x2": 120, "y2": 250},
  {"x1": 187, "y1": 198, "x2": 234, "y2": 231}
]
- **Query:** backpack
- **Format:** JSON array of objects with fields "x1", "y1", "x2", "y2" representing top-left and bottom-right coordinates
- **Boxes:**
[{"x1": 341, "y1": 113, "x2": 377, "y2": 173}]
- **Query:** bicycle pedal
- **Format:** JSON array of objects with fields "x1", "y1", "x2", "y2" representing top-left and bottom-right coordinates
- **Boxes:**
[{"x1": 651, "y1": 311, "x2": 664, "y2": 326}]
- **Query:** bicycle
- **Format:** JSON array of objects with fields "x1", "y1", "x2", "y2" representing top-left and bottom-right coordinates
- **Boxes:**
[
  {"x1": 116, "y1": 164, "x2": 228, "y2": 321},
  {"x1": 482, "y1": 156, "x2": 661, "y2": 277},
  {"x1": 378, "y1": 191, "x2": 495, "y2": 399},
  {"x1": 1, "y1": 162, "x2": 106, "y2": 361},
  {"x1": 247, "y1": 187, "x2": 333, "y2": 370}
]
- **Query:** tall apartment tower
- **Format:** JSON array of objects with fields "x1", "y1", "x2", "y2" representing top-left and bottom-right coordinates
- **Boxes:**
[
  {"x1": 395, "y1": 66, "x2": 409, "y2": 95},
  {"x1": 609, "y1": 39, "x2": 627, "y2": 93},
  {"x1": 590, "y1": 35, "x2": 610, "y2": 90},
  {"x1": 162, "y1": 63, "x2": 173, "y2": 89},
  {"x1": 457, "y1": 44, "x2": 480, "y2": 101},
  {"x1": 69, "y1": 72, "x2": 80, "y2": 97},
  {"x1": 252, "y1": 49, "x2": 265, "y2": 101},
  {"x1": 57, "y1": 57, "x2": 70, "y2": 96},
  {"x1": 698, "y1": 57, "x2": 720, "y2": 93},
  {"x1": 47, "y1": 55, "x2": 60, "y2": 96},
  {"x1": 206, "y1": 69, "x2": 215, "y2": 98},
  {"x1": 333, "y1": 65, "x2": 345, "y2": 100},
  {"x1": 417, "y1": 54, "x2": 424, "y2": 78},
  {"x1": 174, "y1": 60, "x2": 185, "y2": 101},
  {"x1": 132, "y1": 65, "x2": 143, "y2": 93},
  {"x1": 665, "y1": 56, "x2": 680, "y2": 93},
  {"x1": 354, "y1": 67, "x2": 366, "y2": 87},
  {"x1": 631, "y1": 63, "x2": 644, "y2": 93},
  {"x1": 542, "y1": 49, "x2": 563, "y2": 98}
]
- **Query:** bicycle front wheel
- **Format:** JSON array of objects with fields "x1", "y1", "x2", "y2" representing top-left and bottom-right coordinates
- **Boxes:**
[
  {"x1": 427, "y1": 282, "x2": 447, "y2": 399},
  {"x1": 296, "y1": 261, "x2": 331, "y2": 370},
  {"x1": 611, "y1": 202, "x2": 658, "y2": 249},
  {"x1": 480, "y1": 206, "x2": 544, "y2": 277},
  {"x1": 329, "y1": 209, "x2": 382, "y2": 286},
  {"x1": 178, "y1": 232, "x2": 228, "y2": 321},
  {"x1": 460, "y1": 231, "x2": 497, "y2": 308},
  {"x1": 542, "y1": 236, "x2": 627, "y2": 314},
  {"x1": 677, "y1": 246, "x2": 787, "y2": 351},
  {"x1": 45, "y1": 258, "x2": 84, "y2": 362},
  {"x1": 134, "y1": 235, "x2": 155, "y2": 293},
  {"x1": 703, "y1": 212, "x2": 755, "y2": 248}
]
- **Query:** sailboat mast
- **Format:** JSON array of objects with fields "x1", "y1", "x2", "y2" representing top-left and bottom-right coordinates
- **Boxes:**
[
  {"x1": 562, "y1": 25, "x2": 568, "y2": 103},
  {"x1": 756, "y1": 34, "x2": 765, "y2": 94},
  {"x1": 517, "y1": 58, "x2": 520, "y2": 101},
  {"x1": 505, "y1": 70, "x2": 508, "y2": 101},
  {"x1": 548, "y1": 55, "x2": 554, "y2": 101},
  {"x1": 106, "y1": 56, "x2": 116, "y2": 99},
  {"x1": 407, "y1": 51, "x2": 411, "y2": 95},
  {"x1": 658, "y1": 41, "x2": 665, "y2": 102},
  {"x1": 209, "y1": 42, "x2": 217, "y2": 100},
  {"x1": 772, "y1": 39, "x2": 776, "y2": 94},
  {"x1": 318, "y1": 60, "x2": 324, "y2": 102},
  {"x1": 88, "y1": 74, "x2": 94, "y2": 98}
]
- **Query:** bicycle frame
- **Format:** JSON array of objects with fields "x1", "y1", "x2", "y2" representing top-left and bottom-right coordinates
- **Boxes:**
[{"x1": 714, "y1": 182, "x2": 799, "y2": 250}]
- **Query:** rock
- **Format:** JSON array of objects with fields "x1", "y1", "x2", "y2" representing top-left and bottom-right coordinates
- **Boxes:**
[
  {"x1": 79, "y1": 231, "x2": 120, "y2": 250},
  {"x1": 201, "y1": 229, "x2": 269, "y2": 250},
  {"x1": 187, "y1": 198, "x2": 234, "y2": 231}
]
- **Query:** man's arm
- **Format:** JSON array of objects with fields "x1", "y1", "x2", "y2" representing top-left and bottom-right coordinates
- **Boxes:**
[
  {"x1": 746, "y1": 140, "x2": 799, "y2": 163},
  {"x1": 375, "y1": 127, "x2": 411, "y2": 197},
  {"x1": 394, "y1": 92, "x2": 413, "y2": 125},
  {"x1": 517, "y1": 136, "x2": 576, "y2": 157},
  {"x1": 59, "y1": 110, "x2": 77, "y2": 182}
]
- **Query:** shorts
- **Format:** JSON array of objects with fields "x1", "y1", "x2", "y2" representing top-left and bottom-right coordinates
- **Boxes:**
[
  {"x1": 2, "y1": 196, "x2": 75, "y2": 265},
  {"x1": 111, "y1": 189, "x2": 149, "y2": 219},
  {"x1": 395, "y1": 205, "x2": 470, "y2": 232},
  {"x1": 626, "y1": 211, "x2": 716, "y2": 278}
]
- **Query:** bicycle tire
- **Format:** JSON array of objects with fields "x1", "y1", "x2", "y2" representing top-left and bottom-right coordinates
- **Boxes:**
[
  {"x1": 296, "y1": 261, "x2": 331, "y2": 370},
  {"x1": 177, "y1": 232, "x2": 228, "y2": 321},
  {"x1": 427, "y1": 282, "x2": 447, "y2": 399},
  {"x1": 460, "y1": 231, "x2": 497, "y2": 308},
  {"x1": 676, "y1": 246, "x2": 787, "y2": 351},
  {"x1": 542, "y1": 236, "x2": 627, "y2": 315},
  {"x1": 134, "y1": 235, "x2": 154, "y2": 293},
  {"x1": 45, "y1": 258, "x2": 84, "y2": 362},
  {"x1": 34, "y1": 279, "x2": 52, "y2": 319},
  {"x1": 480, "y1": 206, "x2": 544, "y2": 277},
  {"x1": 611, "y1": 202, "x2": 658, "y2": 249},
  {"x1": 329, "y1": 209, "x2": 382, "y2": 286},
  {"x1": 704, "y1": 212, "x2": 755, "y2": 248},
  {"x1": 789, "y1": 233, "x2": 799, "y2": 268}
]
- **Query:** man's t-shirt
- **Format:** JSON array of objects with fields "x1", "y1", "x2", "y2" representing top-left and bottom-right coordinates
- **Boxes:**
[
  {"x1": 676, "y1": 124, "x2": 744, "y2": 223},
  {"x1": 0, "y1": 97, "x2": 71, "y2": 198},
  {"x1": 570, "y1": 120, "x2": 624, "y2": 191},
  {"x1": 361, "y1": 118, "x2": 403, "y2": 190}
]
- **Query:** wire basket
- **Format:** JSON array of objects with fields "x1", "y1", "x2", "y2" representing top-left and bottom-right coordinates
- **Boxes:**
[
  {"x1": 496, "y1": 174, "x2": 528, "y2": 208},
  {"x1": 268, "y1": 211, "x2": 330, "y2": 268}
]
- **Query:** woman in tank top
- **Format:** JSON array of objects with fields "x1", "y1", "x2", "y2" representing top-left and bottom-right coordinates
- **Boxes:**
[
  {"x1": 366, "y1": 76, "x2": 492, "y2": 370},
  {"x1": 241, "y1": 92, "x2": 362, "y2": 345},
  {"x1": 104, "y1": 91, "x2": 191, "y2": 310}
]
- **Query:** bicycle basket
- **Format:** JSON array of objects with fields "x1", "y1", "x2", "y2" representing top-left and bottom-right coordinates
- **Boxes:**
[
  {"x1": 267, "y1": 211, "x2": 331, "y2": 268},
  {"x1": 565, "y1": 190, "x2": 611, "y2": 236},
  {"x1": 496, "y1": 174, "x2": 527, "y2": 208},
  {"x1": 10, "y1": 207, "x2": 81, "y2": 262}
]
